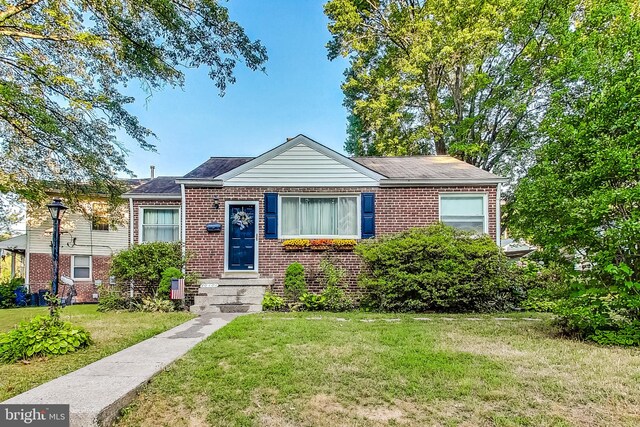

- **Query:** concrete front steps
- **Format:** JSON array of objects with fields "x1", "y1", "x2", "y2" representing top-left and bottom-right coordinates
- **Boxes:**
[{"x1": 190, "y1": 276, "x2": 273, "y2": 314}]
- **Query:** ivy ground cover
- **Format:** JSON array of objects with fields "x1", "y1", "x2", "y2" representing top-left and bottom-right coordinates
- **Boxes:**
[{"x1": 117, "y1": 312, "x2": 640, "y2": 426}]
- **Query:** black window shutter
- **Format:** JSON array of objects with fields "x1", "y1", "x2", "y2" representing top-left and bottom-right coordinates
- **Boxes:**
[
  {"x1": 361, "y1": 193, "x2": 375, "y2": 239},
  {"x1": 264, "y1": 193, "x2": 278, "y2": 239}
]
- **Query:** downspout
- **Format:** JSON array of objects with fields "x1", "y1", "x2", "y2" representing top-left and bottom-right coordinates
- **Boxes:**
[
  {"x1": 496, "y1": 183, "x2": 502, "y2": 247},
  {"x1": 180, "y1": 184, "x2": 186, "y2": 274},
  {"x1": 129, "y1": 198, "x2": 134, "y2": 246}
]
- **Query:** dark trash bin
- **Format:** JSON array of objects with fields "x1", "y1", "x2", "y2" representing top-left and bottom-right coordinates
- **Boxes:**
[
  {"x1": 14, "y1": 286, "x2": 27, "y2": 307},
  {"x1": 28, "y1": 292, "x2": 38, "y2": 306},
  {"x1": 38, "y1": 289, "x2": 50, "y2": 306}
]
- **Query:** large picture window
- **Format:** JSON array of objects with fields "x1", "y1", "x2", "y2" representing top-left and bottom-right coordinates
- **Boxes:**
[
  {"x1": 140, "y1": 208, "x2": 180, "y2": 242},
  {"x1": 280, "y1": 195, "x2": 359, "y2": 238},
  {"x1": 440, "y1": 194, "x2": 487, "y2": 234}
]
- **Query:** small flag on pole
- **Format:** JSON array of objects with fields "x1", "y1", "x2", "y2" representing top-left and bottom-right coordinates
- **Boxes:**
[{"x1": 170, "y1": 278, "x2": 185, "y2": 300}]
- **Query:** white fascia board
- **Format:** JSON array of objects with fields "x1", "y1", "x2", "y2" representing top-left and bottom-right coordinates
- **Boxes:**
[
  {"x1": 173, "y1": 179, "x2": 223, "y2": 187},
  {"x1": 380, "y1": 178, "x2": 508, "y2": 186},
  {"x1": 121, "y1": 193, "x2": 182, "y2": 200},
  {"x1": 214, "y1": 134, "x2": 386, "y2": 182}
]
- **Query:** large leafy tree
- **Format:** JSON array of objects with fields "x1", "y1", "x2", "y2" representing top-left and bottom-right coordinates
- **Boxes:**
[
  {"x1": 0, "y1": 0, "x2": 267, "y2": 221},
  {"x1": 508, "y1": 0, "x2": 640, "y2": 282},
  {"x1": 325, "y1": 0, "x2": 575, "y2": 172}
]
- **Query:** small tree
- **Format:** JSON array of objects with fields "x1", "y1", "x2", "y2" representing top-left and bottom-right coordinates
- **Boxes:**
[{"x1": 283, "y1": 262, "x2": 307, "y2": 301}]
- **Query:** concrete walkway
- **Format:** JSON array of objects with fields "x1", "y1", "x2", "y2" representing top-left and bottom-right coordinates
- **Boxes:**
[{"x1": 3, "y1": 313, "x2": 238, "y2": 427}]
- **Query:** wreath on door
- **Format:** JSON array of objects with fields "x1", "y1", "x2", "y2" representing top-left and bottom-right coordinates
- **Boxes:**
[{"x1": 232, "y1": 210, "x2": 253, "y2": 230}]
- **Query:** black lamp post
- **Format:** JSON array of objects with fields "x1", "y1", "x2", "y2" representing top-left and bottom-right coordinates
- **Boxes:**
[{"x1": 47, "y1": 198, "x2": 67, "y2": 310}]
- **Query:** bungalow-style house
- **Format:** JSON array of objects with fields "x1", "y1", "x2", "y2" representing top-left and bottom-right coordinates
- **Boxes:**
[{"x1": 123, "y1": 135, "x2": 506, "y2": 313}]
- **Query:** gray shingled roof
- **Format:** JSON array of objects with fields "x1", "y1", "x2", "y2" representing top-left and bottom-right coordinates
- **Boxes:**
[
  {"x1": 353, "y1": 156, "x2": 500, "y2": 181},
  {"x1": 183, "y1": 157, "x2": 253, "y2": 179},
  {"x1": 126, "y1": 176, "x2": 181, "y2": 195}
]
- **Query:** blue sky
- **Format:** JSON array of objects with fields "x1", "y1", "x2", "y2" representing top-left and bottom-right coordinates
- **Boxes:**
[{"x1": 122, "y1": 0, "x2": 349, "y2": 179}]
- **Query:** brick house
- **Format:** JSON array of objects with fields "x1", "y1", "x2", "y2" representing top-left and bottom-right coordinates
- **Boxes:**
[{"x1": 123, "y1": 135, "x2": 506, "y2": 313}]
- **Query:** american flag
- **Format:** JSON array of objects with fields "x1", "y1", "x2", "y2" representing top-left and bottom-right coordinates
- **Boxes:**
[{"x1": 170, "y1": 278, "x2": 185, "y2": 300}]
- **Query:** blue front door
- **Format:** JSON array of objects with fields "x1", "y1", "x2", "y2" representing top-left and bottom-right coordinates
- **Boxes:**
[{"x1": 228, "y1": 204, "x2": 256, "y2": 270}]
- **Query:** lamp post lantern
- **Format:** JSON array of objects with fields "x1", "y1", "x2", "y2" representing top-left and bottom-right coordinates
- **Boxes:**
[{"x1": 47, "y1": 198, "x2": 67, "y2": 311}]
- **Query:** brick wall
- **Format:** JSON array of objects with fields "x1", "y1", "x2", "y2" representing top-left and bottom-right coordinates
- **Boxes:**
[
  {"x1": 28, "y1": 253, "x2": 112, "y2": 303},
  {"x1": 178, "y1": 185, "x2": 498, "y2": 298}
]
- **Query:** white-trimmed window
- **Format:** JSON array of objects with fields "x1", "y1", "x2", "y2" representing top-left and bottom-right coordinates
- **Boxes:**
[
  {"x1": 440, "y1": 194, "x2": 488, "y2": 234},
  {"x1": 140, "y1": 208, "x2": 180, "y2": 242},
  {"x1": 72, "y1": 255, "x2": 92, "y2": 280},
  {"x1": 280, "y1": 195, "x2": 359, "y2": 238}
]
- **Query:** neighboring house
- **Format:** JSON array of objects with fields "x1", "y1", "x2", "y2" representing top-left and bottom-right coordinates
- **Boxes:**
[
  {"x1": 25, "y1": 185, "x2": 145, "y2": 303},
  {"x1": 0, "y1": 234, "x2": 26, "y2": 280},
  {"x1": 123, "y1": 134, "x2": 507, "y2": 311}
]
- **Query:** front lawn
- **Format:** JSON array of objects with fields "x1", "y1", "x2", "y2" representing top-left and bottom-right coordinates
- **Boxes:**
[
  {"x1": 117, "y1": 312, "x2": 640, "y2": 426},
  {"x1": 0, "y1": 305, "x2": 194, "y2": 401}
]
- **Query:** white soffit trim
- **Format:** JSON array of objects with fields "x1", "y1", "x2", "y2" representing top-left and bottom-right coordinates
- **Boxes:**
[
  {"x1": 380, "y1": 178, "x2": 508, "y2": 186},
  {"x1": 215, "y1": 134, "x2": 386, "y2": 182},
  {"x1": 121, "y1": 194, "x2": 182, "y2": 200}
]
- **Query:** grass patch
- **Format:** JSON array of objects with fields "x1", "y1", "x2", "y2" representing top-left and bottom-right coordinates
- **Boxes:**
[
  {"x1": 116, "y1": 312, "x2": 640, "y2": 427},
  {"x1": 0, "y1": 305, "x2": 194, "y2": 401}
]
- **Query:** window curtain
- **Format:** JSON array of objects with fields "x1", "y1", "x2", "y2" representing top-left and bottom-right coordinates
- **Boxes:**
[
  {"x1": 338, "y1": 197, "x2": 357, "y2": 235},
  {"x1": 142, "y1": 209, "x2": 179, "y2": 242},
  {"x1": 301, "y1": 198, "x2": 338, "y2": 235},
  {"x1": 281, "y1": 197, "x2": 299, "y2": 236}
]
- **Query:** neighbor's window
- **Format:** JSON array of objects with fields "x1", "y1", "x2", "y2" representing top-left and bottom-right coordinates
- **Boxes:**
[
  {"x1": 141, "y1": 208, "x2": 180, "y2": 242},
  {"x1": 280, "y1": 195, "x2": 358, "y2": 238},
  {"x1": 91, "y1": 202, "x2": 110, "y2": 231},
  {"x1": 72, "y1": 255, "x2": 91, "y2": 280},
  {"x1": 440, "y1": 194, "x2": 487, "y2": 233}
]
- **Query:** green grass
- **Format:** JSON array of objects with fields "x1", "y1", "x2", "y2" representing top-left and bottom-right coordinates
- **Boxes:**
[
  {"x1": 117, "y1": 312, "x2": 640, "y2": 427},
  {"x1": 0, "y1": 305, "x2": 194, "y2": 401}
]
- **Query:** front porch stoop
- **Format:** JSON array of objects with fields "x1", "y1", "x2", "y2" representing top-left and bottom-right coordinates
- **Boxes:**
[{"x1": 190, "y1": 277, "x2": 273, "y2": 314}]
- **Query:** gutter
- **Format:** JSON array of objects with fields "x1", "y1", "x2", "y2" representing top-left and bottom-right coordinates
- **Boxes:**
[
  {"x1": 379, "y1": 178, "x2": 508, "y2": 187},
  {"x1": 121, "y1": 193, "x2": 182, "y2": 200},
  {"x1": 173, "y1": 178, "x2": 223, "y2": 187}
]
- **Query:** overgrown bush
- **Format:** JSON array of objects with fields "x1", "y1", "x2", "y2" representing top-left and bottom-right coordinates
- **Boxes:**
[
  {"x1": 283, "y1": 262, "x2": 307, "y2": 301},
  {"x1": 508, "y1": 259, "x2": 569, "y2": 312},
  {"x1": 554, "y1": 263, "x2": 640, "y2": 346},
  {"x1": 318, "y1": 258, "x2": 352, "y2": 311},
  {"x1": 158, "y1": 267, "x2": 183, "y2": 300},
  {"x1": 356, "y1": 224, "x2": 516, "y2": 312},
  {"x1": 0, "y1": 278, "x2": 25, "y2": 308},
  {"x1": 110, "y1": 242, "x2": 185, "y2": 295},
  {"x1": 97, "y1": 285, "x2": 128, "y2": 312},
  {"x1": 299, "y1": 292, "x2": 325, "y2": 311},
  {"x1": 0, "y1": 313, "x2": 92, "y2": 363},
  {"x1": 262, "y1": 291, "x2": 285, "y2": 311}
]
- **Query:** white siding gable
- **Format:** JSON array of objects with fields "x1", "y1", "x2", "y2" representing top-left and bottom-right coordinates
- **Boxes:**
[{"x1": 224, "y1": 142, "x2": 380, "y2": 187}]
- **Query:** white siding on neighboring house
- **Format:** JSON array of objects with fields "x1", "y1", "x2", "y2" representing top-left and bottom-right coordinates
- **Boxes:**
[
  {"x1": 224, "y1": 143, "x2": 379, "y2": 187},
  {"x1": 27, "y1": 207, "x2": 129, "y2": 256}
]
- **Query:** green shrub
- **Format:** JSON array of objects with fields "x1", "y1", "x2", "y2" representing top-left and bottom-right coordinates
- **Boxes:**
[
  {"x1": 262, "y1": 291, "x2": 285, "y2": 311},
  {"x1": 318, "y1": 258, "x2": 352, "y2": 311},
  {"x1": 97, "y1": 285, "x2": 128, "y2": 312},
  {"x1": 0, "y1": 278, "x2": 25, "y2": 309},
  {"x1": 283, "y1": 262, "x2": 307, "y2": 301},
  {"x1": 509, "y1": 260, "x2": 569, "y2": 312},
  {"x1": 356, "y1": 224, "x2": 515, "y2": 312},
  {"x1": 299, "y1": 292, "x2": 325, "y2": 311},
  {"x1": 0, "y1": 314, "x2": 92, "y2": 363},
  {"x1": 133, "y1": 297, "x2": 175, "y2": 312},
  {"x1": 158, "y1": 267, "x2": 183, "y2": 300},
  {"x1": 554, "y1": 264, "x2": 640, "y2": 346},
  {"x1": 110, "y1": 242, "x2": 185, "y2": 295}
]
